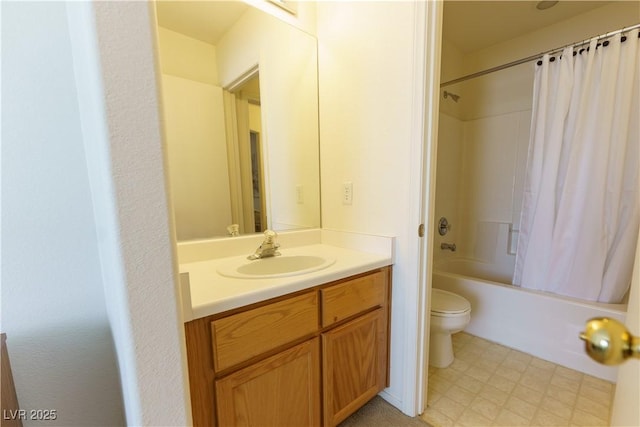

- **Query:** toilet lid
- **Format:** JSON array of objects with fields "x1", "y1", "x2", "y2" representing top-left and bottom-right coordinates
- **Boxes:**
[{"x1": 431, "y1": 288, "x2": 471, "y2": 314}]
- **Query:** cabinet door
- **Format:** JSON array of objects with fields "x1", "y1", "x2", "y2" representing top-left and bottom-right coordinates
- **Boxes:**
[
  {"x1": 322, "y1": 308, "x2": 388, "y2": 427},
  {"x1": 215, "y1": 338, "x2": 321, "y2": 427}
]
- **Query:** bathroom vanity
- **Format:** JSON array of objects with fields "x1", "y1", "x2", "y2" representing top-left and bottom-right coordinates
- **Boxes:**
[{"x1": 179, "y1": 230, "x2": 394, "y2": 427}]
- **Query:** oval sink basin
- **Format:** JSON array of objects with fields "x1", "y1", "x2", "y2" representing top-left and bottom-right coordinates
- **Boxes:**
[{"x1": 218, "y1": 255, "x2": 336, "y2": 279}]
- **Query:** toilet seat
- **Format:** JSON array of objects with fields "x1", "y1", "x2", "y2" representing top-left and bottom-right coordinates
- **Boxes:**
[{"x1": 431, "y1": 288, "x2": 471, "y2": 316}]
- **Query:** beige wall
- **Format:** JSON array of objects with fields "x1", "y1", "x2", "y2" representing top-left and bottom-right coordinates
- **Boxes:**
[
  {"x1": 162, "y1": 75, "x2": 232, "y2": 240},
  {"x1": 157, "y1": 29, "x2": 232, "y2": 240},
  {"x1": 317, "y1": 0, "x2": 426, "y2": 412},
  {"x1": 157, "y1": 26, "x2": 218, "y2": 85}
]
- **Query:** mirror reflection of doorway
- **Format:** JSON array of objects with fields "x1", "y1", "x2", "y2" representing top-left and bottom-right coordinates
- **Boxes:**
[
  {"x1": 250, "y1": 130, "x2": 266, "y2": 232},
  {"x1": 224, "y1": 71, "x2": 266, "y2": 234}
]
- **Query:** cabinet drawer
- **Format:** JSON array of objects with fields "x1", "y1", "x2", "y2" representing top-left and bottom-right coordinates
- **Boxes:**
[
  {"x1": 211, "y1": 291, "x2": 318, "y2": 372},
  {"x1": 320, "y1": 270, "x2": 387, "y2": 327}
]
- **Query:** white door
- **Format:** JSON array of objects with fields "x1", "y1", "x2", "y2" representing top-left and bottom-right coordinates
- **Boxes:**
[{"x1": 610, "y1": 229, "x2": 640, "y2": 426}]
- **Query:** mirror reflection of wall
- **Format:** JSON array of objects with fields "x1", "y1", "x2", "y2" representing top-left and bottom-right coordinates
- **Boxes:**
[{"x1": 155, "y1": 1, "x2": 320, "y2": 241}]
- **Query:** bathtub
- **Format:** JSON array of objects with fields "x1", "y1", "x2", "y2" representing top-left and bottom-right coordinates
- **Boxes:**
[{"x1": 433, "y1": 258, "x2": 627, "y2": 381}]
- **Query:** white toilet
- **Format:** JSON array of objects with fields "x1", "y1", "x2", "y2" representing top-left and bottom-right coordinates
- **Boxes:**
[{"x1": 429, "y1": 288, "x2": 471, "y2": 368}]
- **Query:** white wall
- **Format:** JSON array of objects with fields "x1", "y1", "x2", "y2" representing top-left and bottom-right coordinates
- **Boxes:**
[
  {"x1": 1, "y1": 2, "x2": 125, "y2": 425},
  {"x1": 69, "y1": 2, "x2": 190, "y2": 424},
  {"x1": 317, "y1": 1, "x2": 426, "y2": 414}
]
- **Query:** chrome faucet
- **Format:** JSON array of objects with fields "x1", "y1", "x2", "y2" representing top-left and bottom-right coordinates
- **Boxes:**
[
  {"x1": 247, "y1": 230, "x2": 281, "y2": 260},
  {"x1": 440, "y1": 242, "x2": 457, "y2": 252}
]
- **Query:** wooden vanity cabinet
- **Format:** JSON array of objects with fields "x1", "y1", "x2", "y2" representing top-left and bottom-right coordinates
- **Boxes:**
[
  {"x1": 216, "y1": 338, "x2": 321, "y2": 427},
  {"x1": 322, "y1": 309, "x2": 387, "y2": 426},
  {"x1": 184, "y1": 266, "x2": 391, "y2": 427}
]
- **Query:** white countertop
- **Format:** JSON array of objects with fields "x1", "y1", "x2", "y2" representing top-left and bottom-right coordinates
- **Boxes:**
[{"x1": 178, "y1": 230, "x2": 394, "y2": 321}]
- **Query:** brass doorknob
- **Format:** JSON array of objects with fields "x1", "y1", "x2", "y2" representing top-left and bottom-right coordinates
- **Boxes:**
[{"x1": 579, "y1": 317, "x2": 640, "y2": 365}]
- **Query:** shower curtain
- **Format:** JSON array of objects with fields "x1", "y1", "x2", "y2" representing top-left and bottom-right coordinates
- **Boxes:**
[{"x1": 514, "y1": 29, "x2": 640, "y2": 303}]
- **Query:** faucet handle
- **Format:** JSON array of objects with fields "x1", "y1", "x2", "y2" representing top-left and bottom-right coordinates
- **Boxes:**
[{"x1": 263, "y1": 229, "x2": 277, "y2": 242}]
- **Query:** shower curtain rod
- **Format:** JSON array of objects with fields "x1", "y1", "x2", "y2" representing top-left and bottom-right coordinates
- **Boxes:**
[{"x1": 440, "y1": 22, "x2": 640, "y2": 87}]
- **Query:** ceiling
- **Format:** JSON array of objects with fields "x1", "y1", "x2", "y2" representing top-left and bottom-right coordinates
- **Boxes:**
[
  {"x1": 443, "y1": 1, "x2": 612, "y2": 54},
  {"x1": 157, "y1": 1, "x2": 616, "y2": 51},
  {"x1": 156, "y1": 1, "x2": 249, "y2": 45}
]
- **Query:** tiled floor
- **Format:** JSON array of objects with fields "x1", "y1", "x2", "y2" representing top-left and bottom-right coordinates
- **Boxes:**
[{"x1": 421, "y1": 332, "x2": 615, "y2": 427}]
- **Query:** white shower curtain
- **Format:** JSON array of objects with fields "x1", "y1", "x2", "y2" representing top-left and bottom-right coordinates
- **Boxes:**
[{"x1": 514, "y1": 29, "x2": 640, "y2": 303}]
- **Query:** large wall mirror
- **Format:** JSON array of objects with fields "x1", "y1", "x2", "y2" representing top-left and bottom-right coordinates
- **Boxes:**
[{"x1": 155, "y1": 1, "x2": 320, "y2": 241}]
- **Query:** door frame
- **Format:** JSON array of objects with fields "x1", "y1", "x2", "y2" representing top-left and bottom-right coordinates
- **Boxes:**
[{"x1": 414, "y1": 0, "x2": 444, "y2": 415}]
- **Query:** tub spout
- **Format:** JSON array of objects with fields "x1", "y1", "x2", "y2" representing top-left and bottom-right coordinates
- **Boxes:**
[{"x1": 441, "y1": 243, "x2": 456, "y2": 252}]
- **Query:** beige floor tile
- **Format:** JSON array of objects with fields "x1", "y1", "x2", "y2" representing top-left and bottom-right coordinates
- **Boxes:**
[
  {"x1": 457, "y1": 348, "x2": 482, "y2": 364},
  {"x1": 575, "y1": 395, "x2": 610, "y2": 421},
  {"x1": 452, "y1": 332, "x2": 473, "y2": 346},
  {"x1": 550, "y1": 373, "x2": 581, "y2": 394},
  {"x1": 437, "y1": 366, "x2": 462, "y2": 382},
  {"x1": 429, "y1": 374, "x2": 454, "y2": 394},
  {"x1": 512, "y1": 383, "x2": 545, "y2": 406},
  {"x1": 427, "y1": 390, "x2": 443, "y2": 406},
  {"x1": 479, "y1": 384, "x2": 510, "y2": 406},
  {"x1": 421, "y1": 407, "x2": 455, "y2": 427},
  {"x1": 531, "y1": 409, "x2": 570, "y2": 427},
  {"x1": 579, "y1": 383, "x2": 613, "y2": 407},
  {"x1": 570, "y1": 408, "x2": 608, "y2": 426},
  {"x1": 530, "y1": 357, "x2": 556, "y2": 371},
  {"x1": 545, "y1": 383, "x2": 578, "y2": 406},
  {"x1": 431, "y1": 396, "x2": 465, "y2": 420},
  {"x1": 474, "y1": 357, "x2": 500, "y2": 373},
  {"x1": 554, "y1": 365, "x2": 584, "y2": 381},
  {"x1": 426, "y1": 334, "x2": 615, "y2": 427},
  {"x1": 484, "y1": 350, "x2": 508, "y2": 363},
  {"x1": 487, "y1": 373, "x2": 517, "y2": 393},
  {"x1": 457, "y1": 408, "x2": 493, "y2": 427},
  {"x1": 494, "y1": 365, "x2": 523, "y2": 382},
  {"x1": 501, "y1": 357, "x2": 528, "y2": 373},
  {"x1": 508, "y1": 349, "x2": 533, "y2": 364},
  {"x1": 494, "y1": 409, "x2": 530, "y2": 426},
  {"x1": 470, "y1": 396, "x2": 501, "y2": 421},
  {"x1": 525, "y1": 365, "x2": 554, "y2": 381},
  {"x1": 445, "y1": 384, "x2": 476, "y2": 407},
  {"x1": 450, "y1": 357, "x2": 471, "y2": 373},
  {"x1": 581, "y1": 375, "x2": 613, "y2": 394},
  {"x1": 457, "y1": 373, "x2": 485, "y2": 394},
  {"x1": 471, "y1": 336, "x2": 492, "y2": 349},
  {"x1": 466, "y1": 365, "x2": 493, "y2": 382},
  {"x1": 541, "y1": 395, "x2": 574, "y2": 420},
  {"x1": 505, "y1": 395, "x2": 537, "y2": 420},
  {"x1": 485, "y1": 345, "x2": 510, "y2": 362},
  {"x1": 519, "y1": 372, "x2": 550, "y2": 393}
]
